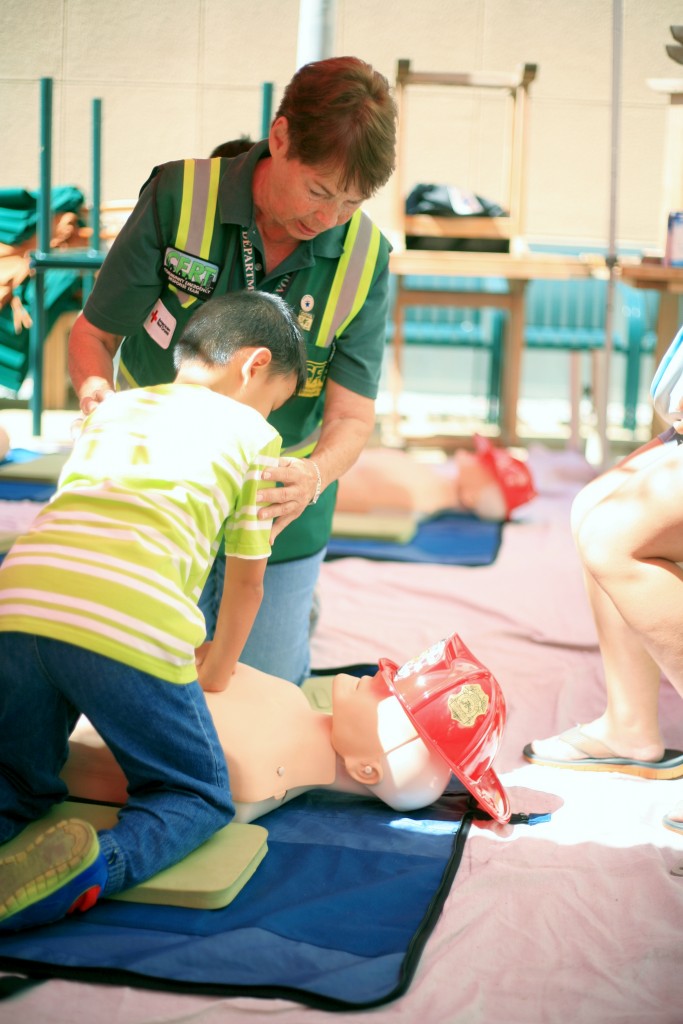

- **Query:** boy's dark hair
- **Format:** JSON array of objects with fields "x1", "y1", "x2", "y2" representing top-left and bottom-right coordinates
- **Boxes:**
[
  {"x1": 173, "y1": 291, "x2": 308, "y2": 394},
  {"x1": 275, "y1": 56, "x2": 397, "y2": 198},
  {"x1": 210, "y1": 136, "x2": 254, "y2": 159}
]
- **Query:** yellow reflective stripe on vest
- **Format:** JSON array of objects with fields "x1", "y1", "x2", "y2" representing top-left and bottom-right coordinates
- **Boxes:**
[
  {"x1": 314, "y1": 210, "x2": 380, "y2": 349},
  {"x1": 175, "y1": 160, "x2": 195, "y2": 254},
  {"x1": 282, "y1": 426, "x2": 322, "y2": 459},
  {"x1": 170, "y1": 158, "x2": 222, "y2": 310},
  {"x1": 116, "y1": 356, "x2": 137, "y2": 391}
]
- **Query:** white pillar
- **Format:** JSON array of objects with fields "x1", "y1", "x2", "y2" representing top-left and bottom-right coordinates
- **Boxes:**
[{"x1": 296, "y1": 0, "x2": 336, "y2": 68}]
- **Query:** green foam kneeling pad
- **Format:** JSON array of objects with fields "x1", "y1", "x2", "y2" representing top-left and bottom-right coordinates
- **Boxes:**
[
  {"x1": 331, "y1": 510, "x2": 418, "y2": 543},
  {"x1": 0, "y1": 451, "x2": 69, "y2": 481},
  {"x1": 0, "y1": 800, "x2": 268, "y2": 911}
]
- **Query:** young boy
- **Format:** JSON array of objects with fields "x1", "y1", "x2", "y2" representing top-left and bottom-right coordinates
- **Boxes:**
[{"x1": 0, "y1": 289, "x2": 307, "y2": 932}]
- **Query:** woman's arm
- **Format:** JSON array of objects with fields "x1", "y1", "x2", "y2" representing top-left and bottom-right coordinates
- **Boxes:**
[{"x1": 68, "y1": 312, "x2": 122, "y2": 414}]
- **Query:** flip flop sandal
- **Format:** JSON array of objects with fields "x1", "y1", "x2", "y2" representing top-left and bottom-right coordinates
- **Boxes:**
[
  {"x1": 523, "y1": 726, "x2": 683, "y2": 780},
  {"x1": 663, "y1": 815, "x2": 683, "y2": 836}
]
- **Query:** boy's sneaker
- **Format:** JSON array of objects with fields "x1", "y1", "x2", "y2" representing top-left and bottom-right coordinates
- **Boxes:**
[{"x1": 0, "y1": 818, "x2": 108, "y2": 932}]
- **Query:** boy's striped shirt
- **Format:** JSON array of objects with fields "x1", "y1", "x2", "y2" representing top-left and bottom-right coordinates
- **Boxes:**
[{"x1": 0, "y1": 384, "x2": 281, "y2": 683}]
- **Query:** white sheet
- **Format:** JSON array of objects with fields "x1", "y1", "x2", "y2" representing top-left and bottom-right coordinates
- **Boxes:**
[{"x1": 2, "y1": 447, "x2": 683, "y2": 1024}]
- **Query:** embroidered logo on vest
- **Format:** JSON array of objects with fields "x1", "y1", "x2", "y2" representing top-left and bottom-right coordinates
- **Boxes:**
[
  {"x1": 163, "y1": 246, "x2": 220, "y2": 298},
  {"x1": 300, "y1": 359, "x2": 329, "y2": 398}
]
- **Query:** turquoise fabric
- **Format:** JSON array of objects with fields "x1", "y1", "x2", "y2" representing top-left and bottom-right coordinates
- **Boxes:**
[
  {"x1": 0, "y1": 270, "x2": 81, "y2": 392},
  {"x1": 0, "y1": 186, "x2": 84, "y2": 245},
  {"x1": 0, "y1": 184, "x2": 86, "y2": 391}
]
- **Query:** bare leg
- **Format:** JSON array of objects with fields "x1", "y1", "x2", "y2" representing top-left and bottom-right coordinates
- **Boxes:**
[
  {"x1": 578, "y1": 441, "x2": 683, "y2": 698},
  {"x1": 530, "y1": 437, "x2": 683, "y2": 820},
  {"x1": 529, "y1": 559, "x2": 666, "y2": 764}
]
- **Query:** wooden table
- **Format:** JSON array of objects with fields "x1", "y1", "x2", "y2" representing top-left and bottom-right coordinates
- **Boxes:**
[
  {"x1": 388, "y1": 248, "x2": 598, "y2": 445},
  {"x1": 618, "y1": 260, "x2": 683, "y2": 434}
]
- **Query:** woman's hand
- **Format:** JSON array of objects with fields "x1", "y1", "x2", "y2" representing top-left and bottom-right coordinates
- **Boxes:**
[
  {"x1": 256, "y1": 456, "x2": 322, "y2": 540},
  {"x1": 79, "y1": 383, "x2": 114, "y2": 417}
]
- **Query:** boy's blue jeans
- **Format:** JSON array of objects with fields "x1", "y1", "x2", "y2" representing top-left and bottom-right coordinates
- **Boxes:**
[
  {"x1": 199, "y1": 549, "x2": 326, "y2": 686},
  {"x1": 0, "y1": 632, "x2": 233, "y2": 897}
]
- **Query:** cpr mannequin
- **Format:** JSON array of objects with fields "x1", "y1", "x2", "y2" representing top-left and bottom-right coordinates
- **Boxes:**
[
  {"x1": 336, "y1": 434, "x2": 536, "y2": 521},
  {"x1": 62, "y1": 633, "x2": 510, "y2": 825},
  {"x1": 63, "y1": 664, "x2": 453, "y2": 821}
]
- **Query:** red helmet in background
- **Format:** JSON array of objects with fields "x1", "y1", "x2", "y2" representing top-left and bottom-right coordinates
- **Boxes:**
[
  {"x1": 473, "y1": 433, "x2": 537, "y2": 518},
  {"x1": 377, "y1": 633, "x2": 511, "y2": 823}
]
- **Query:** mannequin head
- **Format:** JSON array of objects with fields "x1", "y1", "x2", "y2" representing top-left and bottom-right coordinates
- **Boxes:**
[
  {"x1": 455, "y1": 449, "x2": 508, "y2": 521},
  {"x1": 330, "y1": 671, "x2": 453, "y2": 810},
  {"x1": 456, "y1": 435, "x2": 537, "y2": 521}
]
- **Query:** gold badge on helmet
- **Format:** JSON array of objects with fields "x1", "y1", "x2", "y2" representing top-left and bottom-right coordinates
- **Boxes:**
[{"x1": 447, "y1": 684, "x2": 489, "y2": 728}]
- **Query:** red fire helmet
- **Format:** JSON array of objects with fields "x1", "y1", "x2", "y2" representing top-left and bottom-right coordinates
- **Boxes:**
[
  {"x1": 473, "y1": 433, "x2": 537, "y2": 518},
  {"x1": 376, "y1": 633, "x2": 511, "y2": 823}
]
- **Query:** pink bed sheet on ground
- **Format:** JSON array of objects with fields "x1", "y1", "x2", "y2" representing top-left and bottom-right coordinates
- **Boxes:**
[{"x1": 2, "y1": 446, "x2": 683, "y2": 1024}]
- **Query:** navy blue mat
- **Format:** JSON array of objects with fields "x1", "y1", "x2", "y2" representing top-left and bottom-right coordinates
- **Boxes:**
[
  {"x1": 0, "y1": 480, "x2": 56, "y2": 501},
  {"x1": 0, "y1": 449, "x2": 59, "y2": 501},
  {"x1": 0, "y1": 786, "x2": 472, "y2": 1010},
  {"x1": 326, "y1": 511, "x2": 503, "y2": 566}
]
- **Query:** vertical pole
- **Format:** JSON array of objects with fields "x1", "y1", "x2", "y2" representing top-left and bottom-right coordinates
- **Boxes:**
[
  {"x1": 83, "y1": 97, "x2": 102, "y2": 305},
  {"x1": 90, "y1": 98, "x2": 101, "y2": 252},
  {"x1": 37, "y1": 78, "x2": 52, "y2": 256},
  {"x1": 30, "y1": 77, "x2": 53, "y2": 437},
  {"x1": 260, "y1": 82, "x2": 273, "y2": 140},
  {"x1": 596, "y1": 0, "x2": 622, "y2": 469}
]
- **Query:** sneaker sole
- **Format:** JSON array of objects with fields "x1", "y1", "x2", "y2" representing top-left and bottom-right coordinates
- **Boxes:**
[{"x1": 0, "y1": 818, "x2": 100, "y2": 921}]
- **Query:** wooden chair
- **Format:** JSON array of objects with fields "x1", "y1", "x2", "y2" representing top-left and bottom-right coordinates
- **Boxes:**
[
  {"x1": 389, "y1": 60, "x2": 539, "y2": 442},
  {"x1": 394, "y1": 59, "x2": 538, "y2": 256}
]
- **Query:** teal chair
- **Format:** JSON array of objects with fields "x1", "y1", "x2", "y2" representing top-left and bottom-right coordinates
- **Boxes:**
[
  {"x1": 523, "y1": 277, "x2": 658, "y2": 437},
  {"x1": 619, "y1": 286, "x2": 657, "y2": 431},
  {"x1": 386, "y1": 274, "x2": 506, "y2": 424}
]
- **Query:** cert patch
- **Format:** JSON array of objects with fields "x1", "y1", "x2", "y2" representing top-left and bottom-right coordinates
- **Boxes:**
[
  {"x1": 163, "y1": 246, "x2": 219, "y2": 298},
  {"x1": 143, "y1": 299, "x2": 177, "y2": 349}
]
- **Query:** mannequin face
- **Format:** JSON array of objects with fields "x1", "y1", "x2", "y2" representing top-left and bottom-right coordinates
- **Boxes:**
[
  {"x1": 454, "y1": 450, "x2": 507, "y2": 521},
  {"x1": 331, "y1": 672, "x2": 415, "y2": 763},
  {"x1": 331, "y1": 673, "x2": 452, "y2": 811}
]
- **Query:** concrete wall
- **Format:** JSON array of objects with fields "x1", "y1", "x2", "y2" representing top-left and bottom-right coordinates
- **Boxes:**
[{"x1": 0, "y1": 0, "x2": 680, "y2": 251}]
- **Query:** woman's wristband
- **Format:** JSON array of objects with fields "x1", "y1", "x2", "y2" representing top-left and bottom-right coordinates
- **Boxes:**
[{"x1": 308, "y1": 459, "x2": 323, "y2": 505}]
